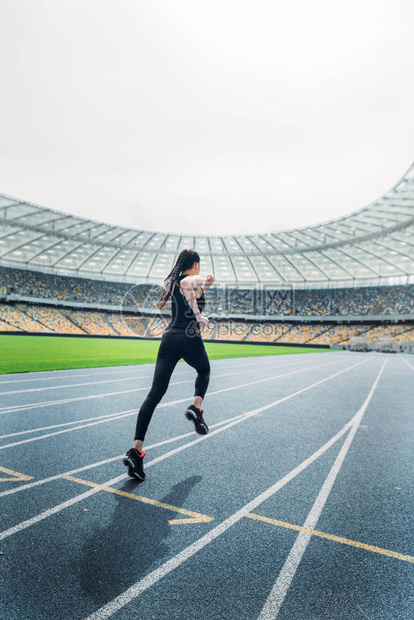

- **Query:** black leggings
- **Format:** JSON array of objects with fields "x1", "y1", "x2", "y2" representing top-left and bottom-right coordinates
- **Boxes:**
[{"x1": 134, "y1": 330, "x2": 211, "y2": 441}]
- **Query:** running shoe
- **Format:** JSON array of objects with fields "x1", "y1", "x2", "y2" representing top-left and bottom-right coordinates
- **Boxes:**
[
  {"x1": 122, "y1": 448, "x2": 146, "y2": 480},
  {"x1": 185, "y1": 405, "x2": 209, "y2": 435}
]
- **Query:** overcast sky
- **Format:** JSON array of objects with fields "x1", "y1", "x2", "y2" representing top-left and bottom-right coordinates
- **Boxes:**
[{"x1": 0, "y1": 0, "x2": 413, "y2": 236}]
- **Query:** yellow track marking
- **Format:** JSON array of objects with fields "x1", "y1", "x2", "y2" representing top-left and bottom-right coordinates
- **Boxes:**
[
  {"x1": 64, "y1": 475, "x2": 213, "y2": 524},
  {"x1": 0, "y1": 466, "x2": 33, "y2": 482},
  {"x1": 245, "y1": 513, "x2": 414, "y2": 563}
]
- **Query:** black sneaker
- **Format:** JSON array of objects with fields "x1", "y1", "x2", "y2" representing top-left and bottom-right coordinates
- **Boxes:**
[
  {"x1": 185, "y1": 405, "x2": 209, "y2": 435},
  {"x1": 122, "y1": 448, "x2": 146, "y2": 480}
]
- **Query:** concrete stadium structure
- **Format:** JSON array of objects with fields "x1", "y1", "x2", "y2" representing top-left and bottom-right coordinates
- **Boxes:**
[{"x1": 1, "y1": 163, "x2": 414, "y2": 289}]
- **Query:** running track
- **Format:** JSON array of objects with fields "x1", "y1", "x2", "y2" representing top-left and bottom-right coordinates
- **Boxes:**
[{"x1": 0, "y1": 351, "x2": 413, "y2": 619}]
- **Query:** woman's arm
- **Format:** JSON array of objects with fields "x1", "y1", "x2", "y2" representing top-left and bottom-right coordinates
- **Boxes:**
[
  {"x1": 181, "y1": 276, "x2": 208, "y2": 329},
  {"x1": 180, "y1": 277, "x2": 208, "y2": 327}
]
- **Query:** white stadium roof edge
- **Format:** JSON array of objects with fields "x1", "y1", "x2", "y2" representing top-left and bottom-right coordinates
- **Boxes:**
[{"x1": 1, "y1": 163, "x2": 414, "y2": 290}]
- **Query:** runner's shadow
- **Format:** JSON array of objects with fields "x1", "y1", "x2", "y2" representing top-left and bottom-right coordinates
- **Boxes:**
[{"x1": 78, "y1": 475, "x2": 203, "y2": 606}]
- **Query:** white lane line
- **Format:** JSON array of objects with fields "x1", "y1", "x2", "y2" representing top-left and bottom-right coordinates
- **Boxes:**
[
  {"x1": 0, "y1": 359, "x2": 293, "y2": 438},
  {"x1": 0, "y1": 356, "x2": 320, "y2": 436},
  {"x1": 0, "y1": 411, "x2": 269, "y2": 541},
  {"x1": 0, "y1": 367, "x2": 154, "y2": 384},
  {"x1": 0, "y1": 382, "x2": 189, "y2": 416},
  {"x1": 0, "y1": 413, "x2": 249, "y2": 498},
  {"x1": 0, "y1": 358, "x2": 351, "y2": 449},
  {"x1": 0, "y1": 357, "x2": 304, "y2": 415},
  {"x1": 0, "y1": 353, "x2": 313, "y2": 385},
  {"x1": 0, "y1": 411, "x2": 141, "y2": 449},
  {"x1": 82, "y1": 396, "x2": 373, "y2": 620},
  {"x1": 0, "y1": 357, "x2": 242, "y2": 385},
  {"x1": 0, "y1": 355, "x2": 284, "y2": 395},
  {"x1": 402, "y1": 356, "x2": 414, "y2": 372},
  {"x1": 257, "y1": 359, "x2": 387, "y2": 620},
  {"x1": 0, "y1": 371, "x2": 195, "y2": 395},
  {"x1": 0, "y1": 410, "x2": 138, "y2": 439},
  {"x1": 0, "y1": 357, "x2": 370, "y2": 539}
]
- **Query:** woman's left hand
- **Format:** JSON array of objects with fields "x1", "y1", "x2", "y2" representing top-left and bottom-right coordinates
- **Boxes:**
[{"x1": 204, "y1": 274, "x2": 215, "y2": 287}]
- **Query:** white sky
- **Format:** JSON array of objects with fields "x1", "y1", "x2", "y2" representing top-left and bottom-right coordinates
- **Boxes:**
[{"x1": 0, "y1": 0, "x2": 413, "y2": 236}]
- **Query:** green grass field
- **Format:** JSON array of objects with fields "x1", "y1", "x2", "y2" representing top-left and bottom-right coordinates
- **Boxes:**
[{"x1": 0, "y1": 334, "x2": 330, "y2": 374}]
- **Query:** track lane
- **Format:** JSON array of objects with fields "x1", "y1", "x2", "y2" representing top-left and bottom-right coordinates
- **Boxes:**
[{"x1": 0, "y1": 356, "x2": 369, "y2": 541}]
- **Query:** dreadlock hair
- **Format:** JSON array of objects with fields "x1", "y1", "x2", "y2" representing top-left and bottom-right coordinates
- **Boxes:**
[{"x1": 156, "y1": 248, "x2": 201, "y2": 309}]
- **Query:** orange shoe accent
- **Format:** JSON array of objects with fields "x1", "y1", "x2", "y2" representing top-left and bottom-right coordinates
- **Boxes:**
[{"x1": 135, "y1": 449, "x2": 146, "y2": 457}]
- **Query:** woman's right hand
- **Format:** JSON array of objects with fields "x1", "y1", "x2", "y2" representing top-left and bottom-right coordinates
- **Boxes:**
[{"x1": 196, "y1": 314, "x2": 209, "y2": 329}]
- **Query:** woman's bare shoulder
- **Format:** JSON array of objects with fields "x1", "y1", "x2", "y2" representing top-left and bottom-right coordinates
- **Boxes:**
[{"x1": 180, "y1": 275, "x2": 203, "y2": 287}]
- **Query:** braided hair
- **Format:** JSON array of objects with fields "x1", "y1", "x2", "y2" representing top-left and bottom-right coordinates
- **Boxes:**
[{"x1": 156, "y1": 249, "x2": 201, "y2": 309}]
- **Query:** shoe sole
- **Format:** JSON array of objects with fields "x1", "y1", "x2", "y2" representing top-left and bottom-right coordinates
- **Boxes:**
[
  {"x1": 122, "y1": 456, "x2": 145, "y2": 481},
  {"x1": 185, "y1": 410, "x2": 209, "y2": 435}
]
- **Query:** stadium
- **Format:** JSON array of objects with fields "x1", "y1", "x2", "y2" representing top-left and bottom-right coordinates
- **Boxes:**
[
  {"x1": 1, "y1": 163, "x2": 414, "y2": 619},
  {"x1": 1, "y1": 2, "x2": 414, "y2": 618},
  {"x1": 1, "y1": 162, "x2": 413, "y2": 356}
]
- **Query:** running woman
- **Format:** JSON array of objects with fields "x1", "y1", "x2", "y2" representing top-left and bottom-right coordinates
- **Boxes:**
[{"x1": 123, "y1": 249, "x2": 215, "y2": 481}]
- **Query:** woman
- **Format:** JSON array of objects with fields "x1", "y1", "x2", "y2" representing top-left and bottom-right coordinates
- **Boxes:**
[{"x1": 123, "y1": 249, "x2": 214, "y2": 481}]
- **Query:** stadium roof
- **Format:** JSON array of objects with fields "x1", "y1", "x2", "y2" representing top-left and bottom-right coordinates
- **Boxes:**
[{"x1": 1, "y1": 163, "x2": 414, "y2": 288}]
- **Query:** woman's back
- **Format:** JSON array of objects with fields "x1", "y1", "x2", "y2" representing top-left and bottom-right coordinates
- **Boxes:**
[{"x1": 167, "y1": 274, "x2": 205, "y2": 332}]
